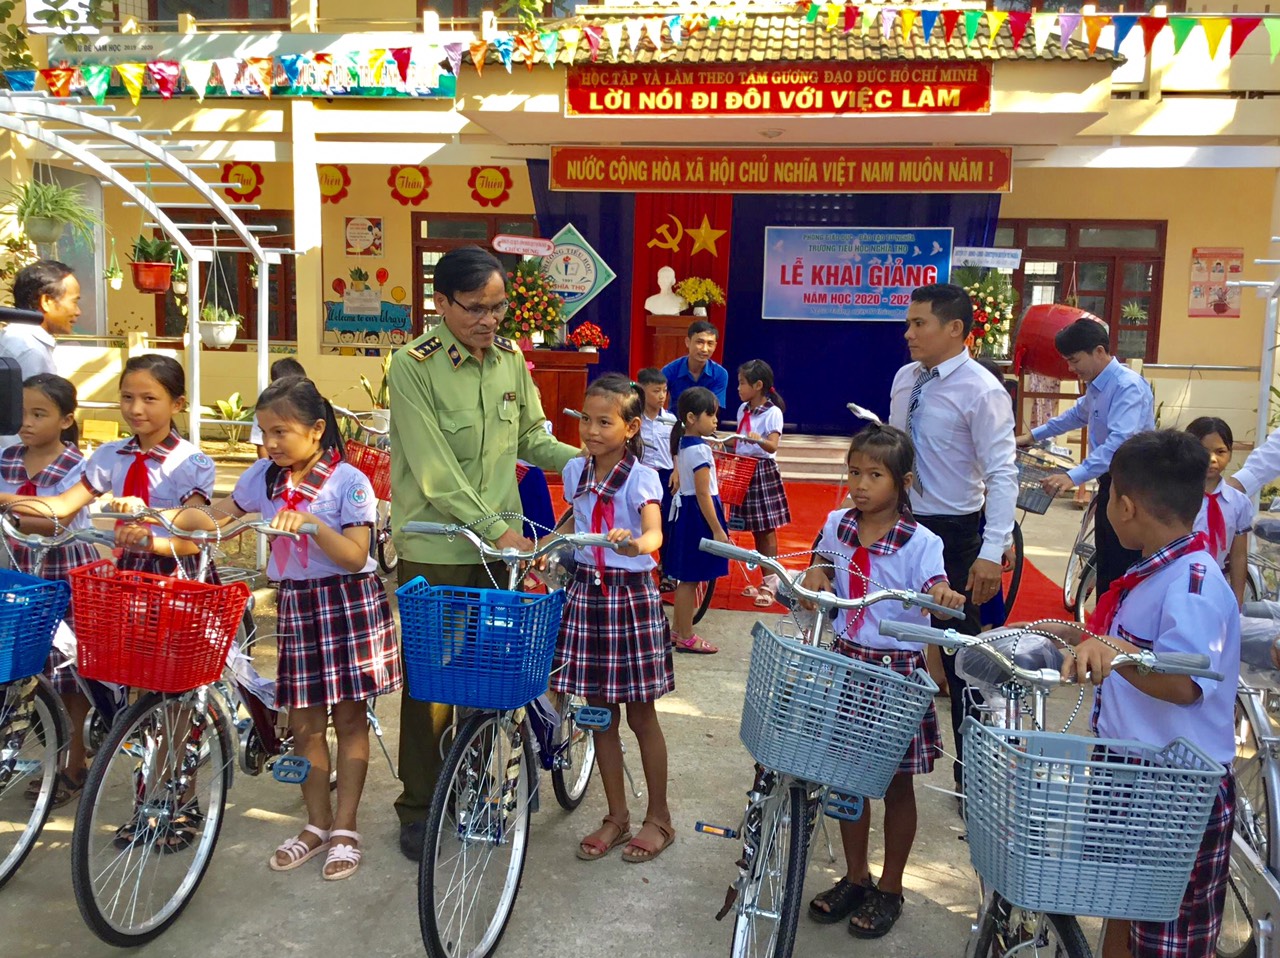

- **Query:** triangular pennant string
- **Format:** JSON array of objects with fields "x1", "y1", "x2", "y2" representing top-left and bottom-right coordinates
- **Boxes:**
[
  {"x1": 1110, "y1": 14, "x2": 1138, "y2": 55},
  {"x1": 1229, "y1": 17, "x2": 1260, "y2": 57},
  {"x1": 880, "y1": 8, "x2": 897, "y2": 40},
  {"x1": 584, "y1": 25, "x2": 603, "y2": 61},
  {"x1": 919, "y1": 9, "x2": 938, "y2": 41},
  {"x1": 540, "y1": 32, "x2": 559, "y2": 68},
  {"x1": 1201, "y1": 17, "x2": 1230, "y2": 59},
  {"x1": 214, "y1": 57, "x2": 240, "y2": 90},
  {"x1": 860, "y1": 6, "x2": 872, "y2": 37},
  {"x1": 1007, "y1": 11, "x2": 1031, "y2": 49},
  {"x1": 806, "y1": 1, "x2": 820, "y2": 23},
  {"x1": 668, "y1": 14, "x2": 682, "y2": 45},
  {"x1": 79, "y1": 63, "x2": 112, "y2": 104},
  {"x1": 899, "y1": 8, "x2": 917, "y2": 42},
  {"x1": 626, "y1": 18, "x2": 643, "y2": 54},
  {"x1": 645, "y1": 18, "x2": 663, "y2": 49},
  {"x1": 147, "y1": 60, "x2": 181, "y2": 99},
  {"x1": 1032, "y1": 13, "x2": 1055, "y2": 54},
  {"x1": 2, "y1": 69, "x2": 35, "y2": 92},
  {"x1": 390, "y1": 47, "x2": 412, "y2": 83},
  {"x1": 277, "y1": 53, "x2": 304, "y2": 87},
  {"x1": 826, "y1": 3, "x2": 840, "y2": 30},
  {"x1": 247, "y1": 56, "x2": 274, "y2": 96},
  {"x1": 560, "y1": 27, "x2": 582, "y2": 63},
  {"x1": 39, "y1": 66, "x2": 75, "y2": 98},
  {"x1": 469, "y1": 39, "x2": 489, "y2": 76},
  {"x1": 985, "y1": 11, "x2": 1009, "y2": 52},
  {"x1": 1083, "y1": 16, "x2": 1110, "y2": 55},
  {"x1": 117, "y1": 62, "x2": 147, "y2": 104},
  {"x1": 1168, "y1": 17, "x2": 1197, "y2": 54},
  {"x1": 605, "y1": 21, "x2": 623, "y2": 60},
  {"x1": 940, "y1": 9, "x2": 960, "y2": 42},
  {"x1": 1058, "y1": 14, "x2": 1082, "y2": 49},
  {"x1": 1140, "y1": 17, "x2": 1167, "y2": 55},
  {"x1": 962, "y1": 9, "x2": 982, "y2": 45},
  {"x1": 493, "y1": 35, "x2": 514, "y2": 72},
  {"x1": 1265, "y1": 18, "x2": 1280, "y2": 63},
  {"x1": 364, "y1": 49, "x2": 386, "y2": 84},
  {"x1": 443, "y1": 42, "x2": 463, "y2": 76},
  {"x1": 311, "y1": 52, "x2": 335, "y2": 92},
  {"x1": 844, "y1": 4, "x2": 859, "y2": 33}
]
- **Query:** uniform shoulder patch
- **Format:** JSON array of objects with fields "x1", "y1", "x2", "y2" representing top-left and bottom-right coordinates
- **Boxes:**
[
  {"x1": 190, "y1": 452, "x2": 213, "y2": 468},
  {"x1": 493, "y1": 335, "x2": 518, "y2": 353},
  {"x1": 349, "y1": 484, "x2": 370, "y2": 507},
  {"x1": 408, "y1": 337, "x2": 442, "y2": 362}
]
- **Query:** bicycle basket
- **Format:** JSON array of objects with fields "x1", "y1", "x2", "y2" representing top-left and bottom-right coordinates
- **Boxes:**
[
  {"x1": 0, "y1": 569, "x2": 70, "y2": 684},
  {"x1": 713, "y1": 452, "x2": 758, "y2": 508},
  {"x1": 70, "y1": 560, "x2": 251, "y2": 693},
  {"x1": 962, "y1": 718, "x2": 1226, "y2": 921},
  {"x1": 396, "y1": 577, "x2": 567, "y2": 711},
  {"x1": 345, "y1": 440, "x2": 391, "y2": 502},
  {"x1": 739, "y1": 623, "x2": 939, "y2": 799},
  {"x1": 1014, "y1": 450, "x2": 1057, "y2": 515}
]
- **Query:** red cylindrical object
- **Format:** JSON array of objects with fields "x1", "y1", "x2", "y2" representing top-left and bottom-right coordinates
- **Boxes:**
[{"x1": 1012, "y1": 304, "x2": 1106, "y2": 380}]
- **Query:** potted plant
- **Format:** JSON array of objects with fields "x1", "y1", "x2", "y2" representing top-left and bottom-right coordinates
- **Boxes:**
[
  {"x1": 673, "y1": 276, "x2": 726, "y2": 316},
  {"x1": 567, "y1": 321, "x2": 609, "y2": 353},
  {"x1": 1, "y1": 180, "x2": 99, "y2": 245},
  {"x1": 103, "y1": 237, "x2": 124, "y2": 290},
  {"x1": 170, "y1": 254, "x2": 189, "y2": 297},
  {"x1": 198, "y1": 303, "x2": 242, "y2": 348},
  {"x1": 499, "y1": 259, "x2": 566, "y2": 347},
  {"x1": 349, "y1": 267, "x2": 369, "y2": 291},
  {"x1": 130, "y1": 235, "x2": 176, "y2": 293},
  {"x1": 249, "y1": 260, "x2": 259, "y2": 289}
]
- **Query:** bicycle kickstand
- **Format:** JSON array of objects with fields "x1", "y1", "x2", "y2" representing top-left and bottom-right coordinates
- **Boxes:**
[
  {"x1": 620, "y1": 742, "x2": 642, "y2": 798},
  {"x1": 367, "y1": 701, "x2": 397, "y2": 778}
]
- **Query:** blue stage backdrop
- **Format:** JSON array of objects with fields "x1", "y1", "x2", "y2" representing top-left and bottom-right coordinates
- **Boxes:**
[
  {"x1": 725, "y1": 193, "x2": 1000, "y2": 436},
  {"x1": 528, "y1": 159, "x2": 634, "y2": 377}
]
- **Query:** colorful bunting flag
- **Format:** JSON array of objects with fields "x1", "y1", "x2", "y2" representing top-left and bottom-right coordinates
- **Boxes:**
[
  {"x1": 513, "y1": 33, "x2": 537, "y2": 71},
  {"x1": 985, "y1": 11, "x2": 1008, "y2": 52},
  {"x1": 1140, "y1": 17, "x2": 1167, "y2": 55},
  {"x1": 560, "y1": 27, "x2": 582, "y2": 64},
  {"x1": 79, "y1": 63, "x2": 112, "y2": 104},
  {"x1": 843, "y1": 4, "x2": 859, "y2": 34},
  {"x1": 604, "y1": 21, "x2": 623, "y2": 60},
  {"x1": 247, "y1": 57, "x2": 274, "y2": 96},
  {"x1": 116, "y1": 62, "x2": 147, "y2": 104},
  {"x1": 1230, "y1": 17, "x2": 1261, "y2": 58},
  {"x1": 277, "y1": 53, "x2": 305, "y2": 87},
  {"x1": 1265, "y1": 18, "x2": 1280, "y2": 63},
  {"x1": 540, "y1": 31, "x2": 558, "y2": 68},
  {"x1": 1110, "y1": 14, "x2": 1138, "y2": 55},
  {"x1": 39, "y1": 66, "x2": 75, "y2": 98},
  {"x1": 940, "y1": 9, "x2": 960, "y2": 43},
  {"x1": 584, "y1": 24, "x2": 604, "y2": 61},
  {"x1": 389, "y1": 48, "x2": 411, "y2": 83},
  {"x1": 1201, "y1": 17, "x2": 1229, "y2": 58},
  {"x1": 214, "y1": 57, "x2": 240, "y2": 90},
  {"x1": 962, "y1": 9, "x2": 982, "y2": 46},
  {"x1": 645, "y1": 18, "x2": 663, "y2": 49},
  {"x1": 1032, "y1": 13, "x2": 1055, "y2": 54},
  {"x1": 469, "y1": 39, "x2": 488, "y2": 77},
  {"x1": 443, "y1": 42, "x2": 463, "y2": 77},
  {"x1": 311, "y1": 53, "x2": 334, "y2": 93},
  {"x1": 805, "y1": 1, "x2": 820, "y2": 24},
  {"x1": 899, "y1": 8, "x2": 916, "y2": 42},
  {"x1": 182, "y1": 60, "x2": 214, "y2": 101},
  {"x1": 667, "y1": 14, "x2": 682, "y2": 45},
  {"x1": 147, "y1": 60, "x2": 181, "y2": 99},
  {"x1": 1168, "y1": 17, "x2": 1197, "y2": 54},
  {"x1": 364, "y1": 49, "x2": 386, "y2": 85},
  {"x1": 1008, "y1": 11, "x2": 1031, "y2": 49},
  {"x1": 1058, "y1": 14, "x2": 1082, "y2": 50},
  {"x1": 919, "y1": 9, "x2": 938, "y2": 41},
  {"x1": 2, "y1": 69, "x2": 35, "y2": 92},
  {"x1": 625, "y1": 18, "x2": 642, "y2": 54},
  {"x1": 860, "y1": 5, "x2": 871, "y2": 37},
  {"x1": 1083, "y1": 16, "x2": 1110, "y2": 55},
  {"x1": 493, "y1": 35, "x2": 514, "y2": 73},
  {"x1": 880, "y1": 8, "x2": 897, "y2": 40},
  {"x1": 826, "y1": 3, "x2": 840, "y2": 31}
]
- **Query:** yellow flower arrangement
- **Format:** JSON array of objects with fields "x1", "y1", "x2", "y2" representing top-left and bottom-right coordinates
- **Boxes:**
[{"x1": 674, "y1": 276, "x2": 726, "y2": 309}]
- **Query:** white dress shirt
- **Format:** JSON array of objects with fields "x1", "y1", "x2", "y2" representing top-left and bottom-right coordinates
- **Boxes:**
[
  {"x1": 0, "y1": 323, "x2": 56, "y2": 448},
  {"x1": 888, "y1": 351, "x2": 1019, "y2": 565},
  {"x1": 1234, "y1": 428, "x2": 1280, "y2": 499}
]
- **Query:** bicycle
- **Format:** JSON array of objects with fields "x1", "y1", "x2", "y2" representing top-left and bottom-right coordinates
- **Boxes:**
[
  {"x1": 399, "y1": 519, "x2": 627, "y2": 958},
  {"x1": 691, "y1": 538, "x2": 961, "y2": 958},
  {"x1": 334, "y1": 404, "x2": 396, "y2": 575},
  {"x1": 880, "y1": 617, "x2": 1226, "y2": 957}
]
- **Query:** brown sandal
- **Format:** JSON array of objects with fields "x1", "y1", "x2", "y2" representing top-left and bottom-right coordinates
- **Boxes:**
[
  {"x1": 576, "y1": 814, "x2": 632, "y2": 861},
  {"x1": 621, "y1": 817, "x2": 675, "y2": 863}
]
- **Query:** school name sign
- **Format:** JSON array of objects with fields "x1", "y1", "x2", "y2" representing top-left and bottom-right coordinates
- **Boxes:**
[
  {"x1": 565, "y1": 61, "x2": 992, "y2": 117},
  {"x1": 549, "y1": 146, "x2": 1012, "y2": 194}
]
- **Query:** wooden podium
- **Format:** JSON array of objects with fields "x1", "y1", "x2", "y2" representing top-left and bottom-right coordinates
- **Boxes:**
[
  {"x1": 646, "y1": 314, "x2": 704, "y2": 369},
  {"x1": 528, "y1": 348, "x2": 599, "y2": 443}
]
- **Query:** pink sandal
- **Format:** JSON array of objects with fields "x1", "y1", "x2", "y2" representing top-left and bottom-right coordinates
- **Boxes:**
[
  {"x1": 673, "y1": 633, "x2": 719, "y2": 654},
  {"x1": 269, "y1": 824, "x2": 331, "y2": 871}
]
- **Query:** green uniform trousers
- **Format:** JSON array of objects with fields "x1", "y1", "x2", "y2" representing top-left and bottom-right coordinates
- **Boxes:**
[{"x1": 393, "y1": 559, "x2": 505, "y2": 825}]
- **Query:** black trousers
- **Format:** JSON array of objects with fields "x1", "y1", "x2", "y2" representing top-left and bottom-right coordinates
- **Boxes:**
[
  {"x1": 1094, "y1": 474, "x2": 1143, "y2": 597},
  {"x1": 914, "y1": 512, "x2": 984, "y2": 786}
]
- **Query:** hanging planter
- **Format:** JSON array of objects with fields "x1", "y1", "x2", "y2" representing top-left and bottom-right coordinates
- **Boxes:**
[
  {"x1": 2, "y1": 180, "x2": 100, "y2": 247},
  {"x1": 103, "y1": 237, "x2": 124, "y2": 291},
  {"x1": 198, "y1": 304, "x2": 242, "y2": 349},
  {"x1": 170, "y1": 254, "x2": 189, "y2": 297},
  {"x1": 23, "y1": 216, "x2": 64, "y2": 244},
  {"x1": 130, "y1": 235, "x2": 176, "y2": 294}
]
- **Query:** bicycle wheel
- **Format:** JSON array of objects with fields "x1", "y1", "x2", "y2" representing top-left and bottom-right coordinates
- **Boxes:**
[
  {"x1": 1073, "y1": 556, "x2": 1098, "y2": 626},
  {"x1": 376, "y1": 503, "x2": 398, "y2": 574},
  {"x1": 419, "y1": 712, "x2": 533, "y2": 958},
  {"x1": 550, "y1": 694, "x2": 596, "y2": 811},
  {"x1": 0, "y1": 678, "x2": 66, "y2": 890},
  {"x1": 1003, "y1": 521, "x2": 1025, "y2": 620},
  {"x1": 970, "y1": 893, "x2": 1091, "y2": 958},
  {"x1": 1233, "y1": 690, "x2": 1279, "y2": 869},
  {"x1": 729, "y1": 781, "x2": 812, "y2": 958},
  {"x1": 692, "y1": 578, "x2": 716, "y2": 626},
  {"x1": 72, "y1": 689, "x2": 232, "y2": 947},
  {"x1": 1063, "y1": 501, "x2": 1097, "y2": 614},
  {"x1": 1218, "y1": 861, "x2": 1258, "y2": 958}
]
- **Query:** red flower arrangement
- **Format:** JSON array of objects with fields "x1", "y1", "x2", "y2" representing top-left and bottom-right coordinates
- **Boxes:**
[
  {"x1": 498, "y1": 259, "x2": 565, "y2": 341},
  {"x1": 567, "y1": 321, "x2": 610, "y2": 349}
]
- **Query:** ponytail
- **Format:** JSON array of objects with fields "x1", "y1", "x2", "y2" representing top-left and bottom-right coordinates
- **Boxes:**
[
  {"x1": 669, "y1": 417, "x2": 686, "y2": 461},
  {"x1": 320, "y1": 398, "x2": 346, "y2": 459},
  {"x1": 255, "y1": 377, "x2": 346, "y2": 496},
  {"x1": 738, "y1": 359, "x2": 785, "y2": 414}
]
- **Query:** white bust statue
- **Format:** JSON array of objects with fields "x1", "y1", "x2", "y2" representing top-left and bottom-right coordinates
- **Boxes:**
[{"x1": 644, "y1": 266, "x2": 687, "y2": 316}]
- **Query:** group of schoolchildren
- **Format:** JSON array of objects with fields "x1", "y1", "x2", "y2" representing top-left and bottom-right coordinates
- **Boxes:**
[{"x1": 3, "y1": 294, "x2": 1249, "y2": 958}]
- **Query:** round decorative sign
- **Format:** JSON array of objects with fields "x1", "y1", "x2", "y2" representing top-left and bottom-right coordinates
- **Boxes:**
[
  {"x1": 222, "y1": 162, "x2": 264, "y2": 204},
  {"x1": 318, "y1": 164, "x2": 351, "y2": 205},
  {"x1": 469, "y1": 166, "x2": 512, "y2": 208},
  {"x1": 388, "y1": 165, "x2": 431, "y2": 206}
]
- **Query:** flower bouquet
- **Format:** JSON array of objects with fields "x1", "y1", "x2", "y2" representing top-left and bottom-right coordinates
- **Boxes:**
[
  {"x1": 568, "y1": 321, "x2": 610, "y2": 352},
  {"x1": 955, "y1": 266, "x2": 1018, "y2": 357},
  {"x1": 674, "y1": 276, "x2": 726, "y2": 313},
  {"x1": 500, "y1": 259, "x2": 566, "y2": 343}
]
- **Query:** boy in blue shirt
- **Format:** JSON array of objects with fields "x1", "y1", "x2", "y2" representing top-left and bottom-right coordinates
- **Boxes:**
[
  {"x1": 1060, "y1": 430, "x2": 1239, "y2": 958},
  {"x1": 663, "y1": 320, "x2": 728, "y2": 410}
]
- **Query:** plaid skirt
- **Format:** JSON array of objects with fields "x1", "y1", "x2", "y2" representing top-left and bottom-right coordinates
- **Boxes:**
[
  {"x1": 736, "y1": 458, "x2": 791, "y2": 532},
  {"x1": 21, "y1": 540, "x2": 98, "y2": 695},
  {"x1": 1131, "y1": 774, "x2": 1235, "y2": 958},
  {"x1": 277, "y1": 572, "x2": 402, "y2": 709},
  {"x1": 117, "y1": 549, "x2": 221, "y2": 584},
  {"x1": 834, "y1": 643, "x2": 942, "y2": 777},
  {"x1": 551, "y1": 566, "x2": 674, "y2": 704}
]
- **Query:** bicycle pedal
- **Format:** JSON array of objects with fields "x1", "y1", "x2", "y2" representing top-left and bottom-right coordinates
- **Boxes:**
[
  {"x1": 695, "y1": 821, "x2": 739, "y2": 839},
  {"x1": 573, "y1": 706, "x2": 612, "y2": 733},
  {"x1": 271, "y1": 755, "x2": 311, "y2": 784},
  {"x1": 823, "y1": 792, "x2": 865, "y2": 822}
]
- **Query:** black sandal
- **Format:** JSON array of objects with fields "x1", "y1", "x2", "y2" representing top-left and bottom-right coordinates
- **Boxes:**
[
  {"x1": 25, "y1": 769, "x2": 86, "y2": 808},
  {"x1": 848, "y1": 888, "x2": 904, "y2": 939},
  {"x1": 808, "y1": 876, "x2": 876, "y2": 924}
]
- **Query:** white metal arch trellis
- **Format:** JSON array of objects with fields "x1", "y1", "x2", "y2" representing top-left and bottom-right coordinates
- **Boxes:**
[{"x1": 0, "y1": 90, "x2": 289, "y2": 443}]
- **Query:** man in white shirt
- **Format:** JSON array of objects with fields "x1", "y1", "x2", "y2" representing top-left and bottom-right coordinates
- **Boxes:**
[
  {"x1": 888, "y1": 283, "x2": 1018, "y2": 798},
  {"x1": 0, "y1": 261, "x2": 80, "y2": 447}
]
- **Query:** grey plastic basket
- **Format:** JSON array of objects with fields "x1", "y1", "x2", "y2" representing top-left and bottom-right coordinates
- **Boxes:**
[
  {"x1": 739, "y1": 622, "x2": 939, "y2": 799},
  {"x1": 962, "y1": 718, "x2": 1226, "y2": 921},
  {"x1": 1015, "y1": 450, "x2": 1056, "y2": 515}
]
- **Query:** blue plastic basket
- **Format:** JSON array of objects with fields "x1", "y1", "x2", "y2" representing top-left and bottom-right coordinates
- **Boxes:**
[
  {"x1": 738, "y1": 622, "x2": 938, "y2": 799},
  {"x1": 962, "y1": 718, "x2": 1226, "y2": 921},
  {"x1": 396, "y1": 577, "x2": 567, "y2": 711},
  {"x1": 0, "y1": 569, "x2": 71, "y2": 685}
]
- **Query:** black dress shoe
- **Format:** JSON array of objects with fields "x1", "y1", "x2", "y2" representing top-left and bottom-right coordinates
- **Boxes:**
[{"x1": 400, "y1": 820, "x2": 426, "y2": 862}]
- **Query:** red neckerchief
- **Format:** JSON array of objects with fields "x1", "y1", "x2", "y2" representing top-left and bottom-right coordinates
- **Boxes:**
[
  {"x1": 738, "y1": 400, "x2": 771, "y2": 439},
  {"x1": 1205, "y1": 491, "x2": 1227, "y2": 557},
  {"x1": 1086, "y1": 532, "x2": 1210, "y2": 635},
  {"x1": 572, "y1": 452, "x2": 635, "y2": 587},
  {"x1": 115, "y1": 429, "x2": 183, "y2": 506},
  {"x1": 269, "y1": 449, "x2": 340, "y2": 575},
  {"x1": 833, "y1": 509, "x2": 917, "y2": 632}
]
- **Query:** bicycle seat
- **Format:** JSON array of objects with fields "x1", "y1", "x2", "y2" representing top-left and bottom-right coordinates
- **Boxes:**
[
  {"x1": 1255, "y1": 517, "x2": 1280, "y2": 545},
  {"x1": 956, "y1": 629, "x2": 1064, "y2": 691}
]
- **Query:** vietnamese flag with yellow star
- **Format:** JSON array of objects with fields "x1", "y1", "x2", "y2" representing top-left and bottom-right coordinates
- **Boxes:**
[{"x1": 629, "y1": 193, "x2": 733, "y2": 371}]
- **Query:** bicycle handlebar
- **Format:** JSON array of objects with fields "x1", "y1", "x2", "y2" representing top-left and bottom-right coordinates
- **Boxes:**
[
  {"x1": 332, "y1": 404, "x2": 389, "y2": 436},
  {"x1": 877, "y1": 620, "x2": 1223, "y2": 685},
  {"x1": 99, "y1": 509, "x2": 316, "y2": 542},
  {"x1": 698, "y1": 538, "x2": 963, "y2": 621},
  {"x1": 0, "y1": 512, "x2": 114, "y2": 549},
  {"x1": 402, "y1": 521, "x2": 620, "y2": 563}
]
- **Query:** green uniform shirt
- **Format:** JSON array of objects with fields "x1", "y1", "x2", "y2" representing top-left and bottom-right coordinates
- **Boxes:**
[{"x1": 388, "y1": 321, "x2": 579, "y2": 565}]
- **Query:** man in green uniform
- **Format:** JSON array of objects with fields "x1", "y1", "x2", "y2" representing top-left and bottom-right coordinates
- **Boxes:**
[{"x1": 388, "y1": 246, "x2": 580, "y2": 860}]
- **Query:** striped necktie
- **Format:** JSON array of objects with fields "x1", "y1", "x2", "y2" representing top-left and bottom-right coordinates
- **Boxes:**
[{"x1": 906, "y1": 366, "x2": 938, "y2": 493}]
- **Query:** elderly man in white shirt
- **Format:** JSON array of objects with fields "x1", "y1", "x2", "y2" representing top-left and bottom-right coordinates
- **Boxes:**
[
  {"x1": 0, "y1": 261, "x2": 81, "y2": 447},
  {"x1": 888, "y1": 283, "x2": 1018, "y2": 801}
]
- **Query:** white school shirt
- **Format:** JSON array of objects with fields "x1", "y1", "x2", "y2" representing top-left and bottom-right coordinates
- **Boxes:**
[
  {"x1": 82, "y1": 430, "x2": 216, "y2": 541},
  {"x1": 1234, "y1": 429, "x2": 1280, "y2": 499},
  {"x1": 675, "y1": 438, "x2": 718, "y2": 497},
  {"x1": 640, "y1": 410, "x2": 676, "y2": 471},
  {"x1": 734, "y1": 401, "x2": 784, "y2": 460},
  {"x1": 0, "y1": 323, "x2": 56, "y2": 448},
  {"x1": 888, "y1": 351, "x2": 1018, "y2": 565},
  {"x1": 562, "y1": 455, "x2": 662, "y2": 573},
  {"x1": 814, "y1": 508, "x2": 949, "y2": 650},
  {"x1": 232, "y1": 456, "x2": 378, "y2": 580},
  {"x1": 1098, "y1": 546, "x2": 1240, "y2": 765},
  {"x1": 1193, "y1": 480, "x2": 1254, "y2": 570},
  {"x1": 0, "y1": 443, "x2": 91, "y2": 531}
]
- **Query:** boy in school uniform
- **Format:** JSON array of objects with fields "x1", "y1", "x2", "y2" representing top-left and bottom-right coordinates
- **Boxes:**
[
  {"x1": 637, "y1": 367, "x2": 677, "y2": 576},
  {"x1": 1059, "y1": 429, "x2": 1240, "y2": 958},
  {"x1": 662, "y1": 320, "x2": 728, "y2": 410}
]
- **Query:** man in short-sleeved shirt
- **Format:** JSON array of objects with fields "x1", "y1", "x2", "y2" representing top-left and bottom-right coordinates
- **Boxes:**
[
  {"x1": 0, "y1": 261, "x2": 80, "y2": 447},
  {"x1": 663, "y1": 320, "x2": 728, "y2": 410}
]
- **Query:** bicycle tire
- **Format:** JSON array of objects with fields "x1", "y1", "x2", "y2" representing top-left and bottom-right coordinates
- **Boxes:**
[
  {"x1": 72, "y1": 690, "x2": 232, "y2": 947},
  {"x1": 692, "y1": 578, "x2": 716, "y2": 626},
  {"x1": 1218, "y1": 864, "x2": 1259, "y2": 958},
  {"x1": 1063, "y1": 500, "x2": 1097, "y2": 614},
  {"x1": 550, "y1": 694, "x2": 596, "y2": 811},
  {"x1": 376, "y1": 504, "x2": 398, "y2": 574},
  {"x1": 419, "y1": 711, "x2": 533, "y2": 958},
  {"x1": 0, "y1": 678, "x2": 66, "y2": 890},
  {"x1": 970, "y1": 893, "x2": 1091, "y2": 958},
  {"x1": 1073, "y1": 555, "x2": 1098, "y2": 626},
  {"x1": 729, "y1": 781, "x2": 811, "y2": 958},
  {"x1": 1003, "y1": 521, "x2": 1025, "y2": 621}
]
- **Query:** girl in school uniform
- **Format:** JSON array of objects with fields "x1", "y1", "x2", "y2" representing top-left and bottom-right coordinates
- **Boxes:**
[
  {"x1": 0, "y1": 374, "x2": 98, "y2": 803},
  {"x1": 803, "y1": 424, "x2": 964, "y2": 939},
  {"x1": 1187, "y1": 416, "x2": 1253, "y2": 607},
  {"x1": 0, "y1": 355, "x2": 217, "y2": 579},
  {"x1": 665, "y1": 386, "x2": 728, "y2": 655},
  {"x1": 730, "y1": 359, "x2": 792, "y2": 608},
  {"x1": 553, "y1": 373, "x2": 675, "y2": 864},
  {"x1": 128, "y1": 376, "x2": 401, "y2": 880}
]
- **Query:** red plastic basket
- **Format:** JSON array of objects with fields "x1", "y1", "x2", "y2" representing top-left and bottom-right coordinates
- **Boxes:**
[
  {"x1": 69, "y1": 560, "x2": 251, "y2": 693},
  {"x1": 346, "y1": 440, "x2": 391, "y2": 501},
  {"x1": 714, "y1": 451, "x2": 758, "y2": 508}
]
